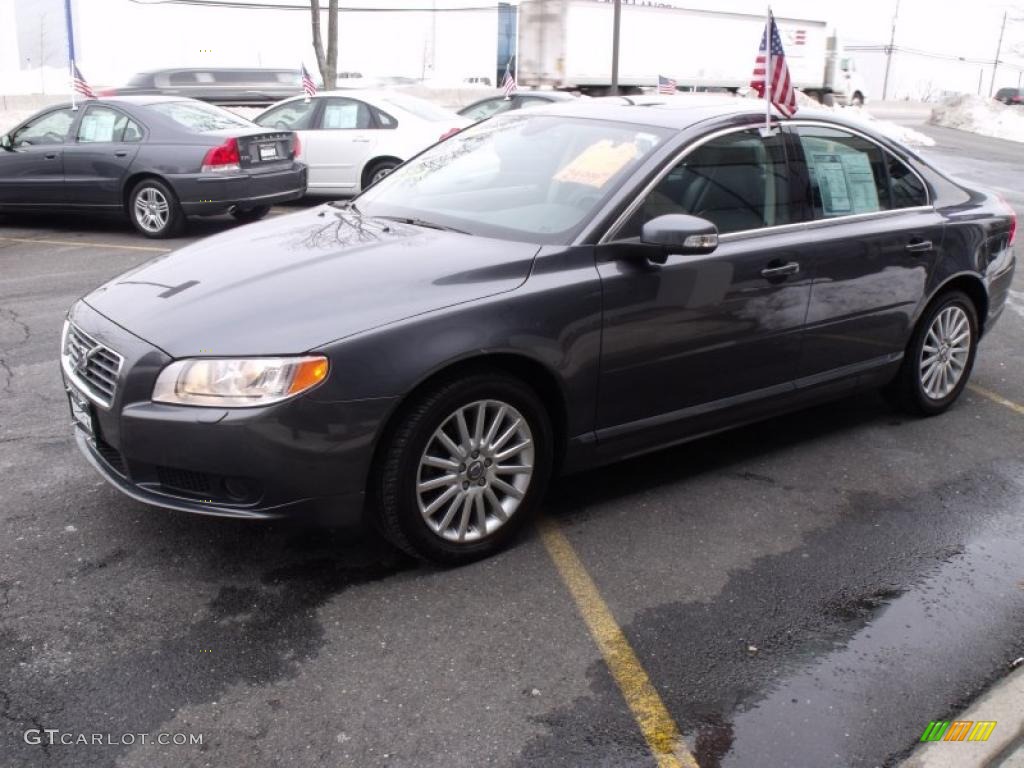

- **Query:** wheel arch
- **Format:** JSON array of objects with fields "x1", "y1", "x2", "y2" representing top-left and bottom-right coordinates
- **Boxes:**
[
  {"x1": 122, "y1": 171, "x2": 173, "y2": 215},
  {"x1": 366, "y1": 352, "x2": 570, "y2": 493},
  {"x1": 360, "y1": 155, "x2": 404, "y2": 190},
  {"x1": 919, "y1": 273, "x2": 989, "y2": 333}
]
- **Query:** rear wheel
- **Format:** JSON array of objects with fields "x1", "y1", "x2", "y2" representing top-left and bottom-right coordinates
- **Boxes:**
[
  {"x1": 888, "y1": 290, "x2": 978, "y2": 415},
  {"x1": 231, "y1": 205, "x2": 271, "y2": 223},
  {"x1": 371, "y1": 373, "x2": 553, "y2": 565},
  {"x1": 363, "y1": 159, "x2": 400, "y2": 190},
  {"x1": 128, "y1": 178, "x2": 184, "y2": 238}
]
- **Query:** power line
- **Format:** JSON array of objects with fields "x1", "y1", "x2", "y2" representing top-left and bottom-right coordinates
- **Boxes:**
[{"x1": 128, "y1": 0, "x2": 500, "y2": 11}]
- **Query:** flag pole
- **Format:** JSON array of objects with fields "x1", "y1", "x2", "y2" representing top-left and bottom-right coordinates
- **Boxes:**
[
  {"x1": 65, "y1": 0, "x2": 77, "y2": 110},
  {"x1": 764, "y1": 5, "x2": 772, "y2": 135}
]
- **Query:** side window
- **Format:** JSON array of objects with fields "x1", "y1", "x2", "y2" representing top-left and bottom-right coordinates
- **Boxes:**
[
  {"x1": 122, "y1": 119, "x2": 143, "y2": 142},
  {"x1": 76, "y1": 107, "x2": 130, "y2": 143},
  {"x1": 168, "y1": 72, "x2": 197, "y2": 85},
  {"x1": 620, "y1": 128, "x2": 793, "y2": 237},
  {"x1": 887, "y1": 154, "x2": 928, "y2": 208},
  {"x1": 462, "y1": 98, "x2": 514, "y2": 121},
  {"x1": 373, "y1": 108, "x2": 398, "y2": 129},
  {"x1": 12, "y1": 108, "x2": 76, "y2": 146},
  {"x1": 793, "y1": 126, "x2": 890, "y2": 218},
  {"x1": 319, "y1": 98, "x2": 373, "y2": 130},
  {"x1": 256, "y1": 100, "x2": 318, "y2": 131}
]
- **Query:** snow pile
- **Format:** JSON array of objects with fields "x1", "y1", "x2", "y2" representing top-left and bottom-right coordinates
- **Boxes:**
[
  {"x1": 840, "y1": 106, "x2": 936, "y2": 148},
  {"x1": 929, "y1": 94, "x2": 1024, "y2": 143}
]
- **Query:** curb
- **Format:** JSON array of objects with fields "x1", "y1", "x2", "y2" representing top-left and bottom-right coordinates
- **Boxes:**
[{"x1": 899, "y1": 666, "x2": 1024, "y2": 768}]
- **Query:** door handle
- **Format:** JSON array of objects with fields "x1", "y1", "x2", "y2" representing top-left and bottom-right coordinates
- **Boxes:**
[
  {"x1": 44, "y1": 152, "x2": 58, "y2": 160},
  {"x1": 352, "y1": 138, "x2": 372, "y2": 143},
  {"x1": 114, "y1": 150, "x2": 128, "y2": 157},
  {"x1": 905, "y1": 239, "x2": 933, "y2": 254},
  {"x1": 760, "y1": 261, "x2": 800, "y2": 279}
]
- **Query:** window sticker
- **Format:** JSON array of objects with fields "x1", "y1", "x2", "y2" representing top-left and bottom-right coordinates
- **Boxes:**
[
  {"x1": 554, "y1": 139, "x2": 639, "y2": 188},
  {"x1": 323, "y1": 103, "x2": 360, "y2": 129},
  {"x1": 808, "y1": 151, "x2": 879, "y2": 216},
  {"x1": 79, "y1": 111, "x2": 118, "y2": 142}
]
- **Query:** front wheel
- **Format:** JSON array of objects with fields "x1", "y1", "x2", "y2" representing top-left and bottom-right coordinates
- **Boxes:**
[
  {"x1": 128, "y1": 178, "x2": 184, "y2": 238},
  {"x1": 372, "y1": 373, "x2": 553, "y2": 565},
  {"x1": 888, "y1": 290, "x2": 978, "y2": 415}
]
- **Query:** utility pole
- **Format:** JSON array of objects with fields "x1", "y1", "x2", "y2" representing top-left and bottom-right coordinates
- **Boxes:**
[
  {"x1": 610, "y1": 0, "x2": 621, "y2": 96},
  {"x1": 881, "y1": 0, "x2": 900, "y2": 100},
  {"x1": 990, "y1": 10, "x2": 1007, "y2": 96}
]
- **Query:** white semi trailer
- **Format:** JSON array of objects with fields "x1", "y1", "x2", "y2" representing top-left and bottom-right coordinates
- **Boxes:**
[{"x1": 517, "y1": 0, "x2": 867, "y2": 105}]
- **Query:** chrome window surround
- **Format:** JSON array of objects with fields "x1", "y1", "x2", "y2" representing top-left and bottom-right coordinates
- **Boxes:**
[
  {"x1": 596, "y1": 119, "x2": 933, "y2": 245},
  {"x1": 60, "y1": 319, "x2": 124, "y2": 409}
]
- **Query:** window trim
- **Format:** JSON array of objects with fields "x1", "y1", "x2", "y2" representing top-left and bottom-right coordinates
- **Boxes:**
[{"x1": 598, "y1": 119, "x2": 932, "y2": 245}]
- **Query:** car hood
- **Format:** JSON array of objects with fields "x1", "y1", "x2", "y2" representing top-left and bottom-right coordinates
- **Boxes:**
[{"x1": 84, "y1": 206, "x2": 539, "y2": 357}]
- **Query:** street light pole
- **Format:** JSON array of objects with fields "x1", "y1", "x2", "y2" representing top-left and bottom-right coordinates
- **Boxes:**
[
  {"x1": 610, "y1": 0, "x2": 621, "y2": 96},
  {"x1": 990, "y1": 10, "x2": 1007, "y2": 97},
  {"x1": 881, "y1": 0, "x2": 900, "y2": 100}
]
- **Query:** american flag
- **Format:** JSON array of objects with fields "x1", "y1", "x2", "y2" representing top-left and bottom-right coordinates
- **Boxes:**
[
  {"x1": 501, "y1": 58, "x2": 517, "y2": 98},
  {"x1": 657, "y1": 75, "x2": 677, "y2": 94},
  {"x1": 72, "y1": 62, "x2": 96, "y2": 99},
  {"x1": 750, "y1": 12, "x2": 797, "y2": 118},
  {"x1": 300, "y1": 63, "x2": 317, "y2": 98}
]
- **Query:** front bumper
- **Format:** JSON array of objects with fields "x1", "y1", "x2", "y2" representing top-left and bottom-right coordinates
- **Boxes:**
[
  {"x1": 173, "y1": 163, "x2": 308, "y2": 216},
  {"x1": 64, "y1": 301, "x2": 394, "y2": 525}
]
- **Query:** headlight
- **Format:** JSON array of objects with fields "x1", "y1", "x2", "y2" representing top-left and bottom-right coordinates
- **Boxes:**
[{"x1": 152, "y1": 356, "x2": 329, "y2": 407}]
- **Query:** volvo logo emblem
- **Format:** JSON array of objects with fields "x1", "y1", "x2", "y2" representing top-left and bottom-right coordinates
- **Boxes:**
[{"x1": 73, "y1": 344, "x2": 101, "y2": 377}]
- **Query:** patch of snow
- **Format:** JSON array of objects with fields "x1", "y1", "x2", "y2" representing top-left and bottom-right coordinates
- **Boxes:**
[{"x1": 929, "y1": 94, "x2": 1024, "y2": 143}]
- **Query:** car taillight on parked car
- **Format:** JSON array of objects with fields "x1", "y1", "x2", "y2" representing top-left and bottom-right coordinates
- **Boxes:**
[
  {"x1": 201, "y1": 138, "x2": 241, "y2": 173},
  {"x1": 998, "y1": 195, "x2": 1017, "y2": 245},
  {"x1": 438, "y1": 127, "x2": 461, "y2": 142},
  {"x1": 292, "y1": 133, "x2": 302, "y2": 159}
]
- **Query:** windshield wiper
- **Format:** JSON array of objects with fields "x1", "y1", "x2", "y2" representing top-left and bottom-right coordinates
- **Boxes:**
[
  {"x1": 329, "y1": 200, "x2": 361, "y2": 213},
  {"x1": 376, "y1": 216, "x2": 469, "y2": 235}
]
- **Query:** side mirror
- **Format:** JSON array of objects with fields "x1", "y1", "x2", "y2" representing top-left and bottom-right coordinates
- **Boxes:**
[
  {"x1": 0, "y1": 134, "x2": 12, "y2": 151},
  {"x1": 640, "y1": 214, "x2": 719, "y2": 263}
]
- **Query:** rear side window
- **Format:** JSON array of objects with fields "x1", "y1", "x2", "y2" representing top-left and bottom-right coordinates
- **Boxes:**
[
  {"x1": 619, "y1": 127, "x2": 794, "y2": 237},
  {"x1": 76, "y1": 106, "x2": 142, "y2": 143},
  {"x1": 150, "y1": 101, "x2": 251, "y2": 132},
  {"x1": 319, "y1": 98, "x2": 373, "y2": 130},
  {"x1": 792, "y1": 126, "x2": 891, "y2": 218},
  {"x1": 373, "y1": 108, "x2": 398, "y2": 128},
  {"x1": 887, "y1": 154, "x2": 928, "y2": 208}
]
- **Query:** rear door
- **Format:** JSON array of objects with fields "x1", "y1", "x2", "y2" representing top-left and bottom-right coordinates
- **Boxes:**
[
  {"x1": 784, "y1": 123, "x2": 944, "y2": 381},
  {"x1": 62, "y1": 104, "x2": 144, "y2": 207},
  {"x1": 302, "y1": 97, "x2": 378, "y2": 192},
  {"x1": 0, "y1": 107, "x2": 76, "y2": 205}
]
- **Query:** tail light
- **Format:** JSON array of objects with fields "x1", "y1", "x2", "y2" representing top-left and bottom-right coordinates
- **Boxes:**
[
  {"x1": 291, "y1": 133, "x2": 302, "y2": 159},
  {"x1": 998, "y1": 194, "x2": 1017, "y2": 245},
  {"x1": 1013, "y1": 95, "x2": 1023, "y2": 103},
  {"x1": 438, "y1": 127, "x2": 461, "y2": 142},
  {"x1": 201, "y1": 138, "x2": 240, "y2": 173}
]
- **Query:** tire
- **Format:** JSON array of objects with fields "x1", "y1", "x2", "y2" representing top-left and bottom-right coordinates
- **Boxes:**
[
  {"x1": 362, "y1": 159, "x2": 400, "y2": 190},
  {"x1": 888, "y1": 290, "x2": 979, "y2": 416},
  {"x1": 371, "y1": 373, "x2": 554, "y2": 565},
  {"x1": 231, "y1": 205, "x2": 271, "y2": 223},
  {"x1": 128, "y1": 178, "x2": 184, "y2": 238}
]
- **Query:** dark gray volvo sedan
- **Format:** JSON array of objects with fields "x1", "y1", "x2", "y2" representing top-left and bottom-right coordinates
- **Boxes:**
[
  {"x1": 1, "y1": 96, "x2": 306, "y2": 237},
  {"x1": 61, "y1": 98, "x2": 1016, "y2": 563}
]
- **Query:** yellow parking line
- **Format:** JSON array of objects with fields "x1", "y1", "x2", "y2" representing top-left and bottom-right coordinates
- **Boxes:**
[
  {"x1": 0, "y1": 236, "x2": 170, "y2": 253},
  {"x1": 968, "y1": 384, "x2": 1024, "y2": 416},
  {"x1": 538, "y1": 518, "x2": 698, "y2": 768}
]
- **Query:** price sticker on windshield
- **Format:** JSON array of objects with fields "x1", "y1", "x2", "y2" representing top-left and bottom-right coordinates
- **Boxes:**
[{"x1": 554, "y1": 140, "x2": 639, "y2": 188}]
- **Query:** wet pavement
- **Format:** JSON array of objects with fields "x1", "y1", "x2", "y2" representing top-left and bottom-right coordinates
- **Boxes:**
[{"x1": 1, "y1": 121, "x2": 1023, "y2": 768}]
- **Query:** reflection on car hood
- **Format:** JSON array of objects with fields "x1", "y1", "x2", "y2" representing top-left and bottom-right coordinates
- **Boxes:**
[{"x1": 84, "y1": 206, "x2": 539, "y2": 357}]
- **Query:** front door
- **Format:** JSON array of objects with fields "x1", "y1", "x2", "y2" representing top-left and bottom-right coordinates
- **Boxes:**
[
  {"x1": 62, "y1": 105, "x2": 143, "y2": 208},
  {"x1": 0, "y1": 107, "x2": 76, "y2": 205},
  {"x1": 595, "y1": 126, "x2": 812, "y2": 449},
  {"x1": 785, "y1": 124, "x2": 945, "y2": 380},
  {"x1": 303, "y1": 97, "x2": 379, "y2": 193}
]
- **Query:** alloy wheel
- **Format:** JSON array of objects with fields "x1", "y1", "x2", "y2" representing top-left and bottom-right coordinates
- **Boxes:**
[
  {"x1": 416, "y1": 399, "x2": 534, "y2": 543},
  {"x1": 919, "y1": 305, "x2": 971, "y2": 400},
  {"x1": 134, "y1": 187, "x2": 170, "y2": 233}
]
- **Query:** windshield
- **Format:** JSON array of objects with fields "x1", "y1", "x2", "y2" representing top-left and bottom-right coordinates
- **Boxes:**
[
  {"x1": 355, "y1": 114, "x2": 669, "y2": 244},
  {"x1": 149, "y1": 101, "x2": 252, "y2": 132}
]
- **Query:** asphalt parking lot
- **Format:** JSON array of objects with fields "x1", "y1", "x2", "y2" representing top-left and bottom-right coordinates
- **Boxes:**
[{"x1": 2, "y1": 123, "x2": 1023, "y2": 768}]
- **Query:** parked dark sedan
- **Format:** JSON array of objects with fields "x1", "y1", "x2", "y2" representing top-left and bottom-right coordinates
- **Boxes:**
[
  {"x1": 457, "y1": 90, "x2": 579, "y2": 121},
  {"x1": 101, "y1": 68, "x2": 304, "y2": 106},
  {"x1": 0, "y1": 96, "x2": 306, "y2": 237},
  {"x1": 61, "y1": 98, "x2": 1016, "y2": 563}
]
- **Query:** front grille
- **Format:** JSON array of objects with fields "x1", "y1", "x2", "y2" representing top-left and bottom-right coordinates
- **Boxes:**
[
  {"x1": 157, "y1": 466, "x2": 212, "y2": 496},
  {"x1": 62, "y1": 322, "x2": 123, "y2": 407}
]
